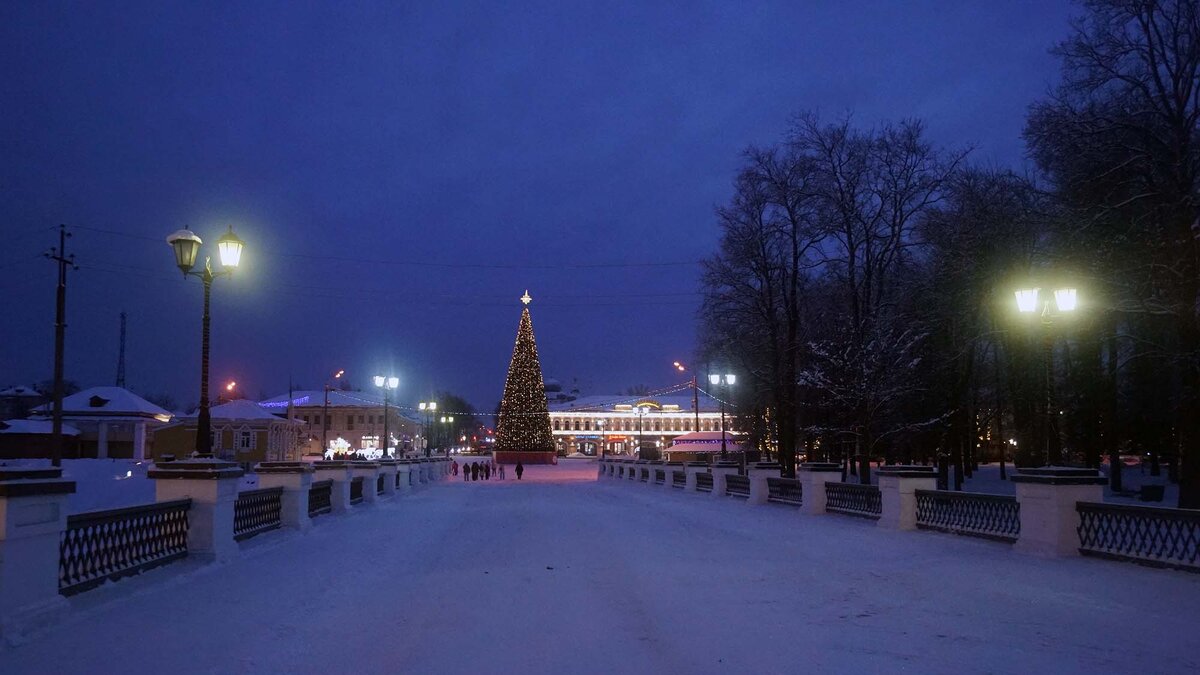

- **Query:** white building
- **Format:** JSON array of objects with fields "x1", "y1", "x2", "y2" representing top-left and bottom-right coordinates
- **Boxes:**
[
  {"x1": 258, "y1": 390, "x2": 424, "y2": 457},
  {"x1": 548, "y1": 390, "x2": 737, "y2": 457}
]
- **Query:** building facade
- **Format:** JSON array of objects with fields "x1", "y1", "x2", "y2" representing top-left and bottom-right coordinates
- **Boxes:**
[
  {"x1": 153, "y1": 399, "x2": 305, "y2": 464},
  {"x1": 548, "y1": 390, "x2": 737, "y2": 457},
  {"x1": 258, "y1": 390, "x2": 424, "y2": 458}
]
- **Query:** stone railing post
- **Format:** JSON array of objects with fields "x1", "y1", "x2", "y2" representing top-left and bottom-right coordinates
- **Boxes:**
[
  {"x1": 684, "y1": 462, "x2": 708, "y2": 492},
  {"x1": 1012, "y1": 467, "x2": 1106, "y2": 557},
  {"x1": 663, "y1": 461, "x2": 684, "y2": 490},
  {"x1": 376, "y1": 459, "x2": 398, "y2": 498},
  {"x1": 395, "y1": 460, "x2": 414, "y2": 493},
  {"x1": 312, "y1": 461, "x2": 352, "y2": 513},
  {"x1": 148, "y1": 460, "x2": 244, "y2": 563},
  {"x1": 647, "y1": 461, "x2": 663, "y2": 489},
  {"x1": 877, "y1": 465, "x2": 936, "y2": 530},
  {"x1": 747, "y1": 462, "x2": 781, "y2": 505},
  {"x1": 710, "y1": 462, "x2": 741, "y2": 500},
  {"x1": 0, "y1": 468, "x2": 74, "y2": 642},
  {"x1": 797, "y1": 462, "x2": 841, "y2": 515},
  {"x1": 597, "y1": 458, "x2": 607, "y2": 479},
  {"x1": 631, "y1": 460, "x2": 645, "y2": 482},
  {"x1": 254, "y1": 462, "x2": 314, "y2": 531},
  {"x1": 349, "y1": 461, "x2": 381, "y2": 505}
]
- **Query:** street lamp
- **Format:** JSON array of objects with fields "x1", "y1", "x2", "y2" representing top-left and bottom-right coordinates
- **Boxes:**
[
  {"x1": 419, "y1": 400, "x2": 438, "y2": 456},
  {"x1": 708, "y1": 373, "x2": 736, "y2": 459},
  {"x1": 1014, "y1": 286, "x2": 1077, "y2": 465},
  {"x1": 322, "y1": 369, "x2": 344, "y2": 456},
  {"x1": 439, "y1": 415, "x2": 455, "y2": 455},
  {"x1": 673, "y1": 361, "x2": 701, "y2": 433},
  {"x1": 597, "y1": 418, "x2": 605, "y2": 457},
  {"x1": 634, "y1": 405, "x2": 650, "y2": 459},
  {"x1": 374, "y1": 375, "x2": 399, "y2": 459},
  {"x1": 166, "y1": 225, "x2": 244, "y2": 457}
]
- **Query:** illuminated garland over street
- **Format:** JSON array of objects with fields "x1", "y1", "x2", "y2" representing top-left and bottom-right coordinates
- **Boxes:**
[{"x1": 495, "y1": 291, "x2": 555, "y2": 452}]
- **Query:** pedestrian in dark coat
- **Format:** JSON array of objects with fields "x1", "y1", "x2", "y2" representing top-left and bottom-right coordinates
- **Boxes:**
[
  {"x1": 471, "y1": 462, "x2": 480, "y2": 481},
  {"x1": 484, "y1": 462, "x2": 491, "y2": 480},
  {"x1": 463, "y1": 463, "x2": 469, "y2": 482},
  {"x1": 515, "y1": 461, "x2": 524, "y2": 480}
]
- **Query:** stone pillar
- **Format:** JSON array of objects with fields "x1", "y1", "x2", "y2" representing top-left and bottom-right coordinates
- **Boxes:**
[
  {"x1": 96, "y1": 421, "x2": 109, "y2": 460},
  {"x1": 312, "y1": 461, "x2": 352, "y2": 514},
  {"x1": 396, "y1": 461, "x2": 414, "y2": 493},
  {"x1": 254, "y1": 462, "x2": 314, "y2": 531},
  {"x1": 349, "y1": 461, "x2": 381, "y2": 505},
  {"x1": 148, "y1": 460, "x2": 244, "y2": 563},
  {"x1": 877, "y1": 465, "x2": 936, "y2": 530},
  {"x1": 1013, "y1": 468, "x2": 1106, "y2": 557},
  {"x1": 132, "y1": 421, "x2": 147, "y2": 462},
  {"x1": 663, "y1": 461, "x2": 684, "y2": 491},
  {"x1": 375, "y1": 459, "x2": 398, "y2": 498},
  {"x1": 747, "y1": 462, "x2": 781, "y2": 505},
  {"x1": 797, "y1": 462, "x2": 842, "y2": 515},
  {"x1": 597, "y1": 459, "x2": 607, "y2": 479},
  {"x1": 647, "y1": 461, "x2": 664, "y2": 488},
  {"x1": 684, "y1": 462, "x2": 708, "y2": 492},
  {"x1": 0, "y1": 468, "x2": 74, "y2": 642},
  {"x1": 710, "y1": 462, "x2": 741, "y2": 500}
]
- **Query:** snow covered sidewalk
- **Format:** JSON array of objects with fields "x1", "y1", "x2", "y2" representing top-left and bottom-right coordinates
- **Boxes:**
[{"x1": 2, "y1": 462, "x2": 1197, "y2": 674}]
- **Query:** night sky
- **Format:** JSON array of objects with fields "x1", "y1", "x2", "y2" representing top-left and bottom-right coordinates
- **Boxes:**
[{"x1": 1, "y1": 1, "x2": 1075, "y2": 412}]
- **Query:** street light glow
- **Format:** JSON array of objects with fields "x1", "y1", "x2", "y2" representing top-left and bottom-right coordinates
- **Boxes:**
[
  {"x1": 1015, "y1": 288, "x2": 1039, "y2": 313},
  {"x1": 215, "y1": 226, "x2": 245, "y2": 269},
  {"x1": 225, "y1": 381, "x2": 236, "y2": 391},
  {"x1": 1054, "y1": 288, "x2": 1077, "y2": 312},
  {"x1": 725, "y1": 374, "x2": 736, "y2": 385},
  {"x1": 709, "y1": 374, "x2": 720, "y2": 385}
]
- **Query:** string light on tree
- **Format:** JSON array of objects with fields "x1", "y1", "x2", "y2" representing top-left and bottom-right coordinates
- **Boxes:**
[{"x1": 496, "y1": 290, "x2": 555, "y2": 458}]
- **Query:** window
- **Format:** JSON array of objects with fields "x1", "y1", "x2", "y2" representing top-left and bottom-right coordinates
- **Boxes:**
[
  {"x1": 211, "y1": 430, "x2": 222, "y2": 450},
  {"x1": 358, "y1": 415, "x2": 365, "y2": 424},
  {"x1": 347, "y1": 415, "x2": 355, "y2": 431},
  {"x1": 302, "y1": 415, "x2": 309, "y2": 424},
  {"x1": 239, "y1": 428, "x2": 256, "y2": 452}
]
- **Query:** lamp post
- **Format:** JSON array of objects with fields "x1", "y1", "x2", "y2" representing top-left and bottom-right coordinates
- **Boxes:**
[
  {"x1": 322, "y1": 369, "x2": 344, "y2": 456},
  {"x1": 374, "y1": 375, "x2": 399, "y2": 459},
  {"x1": 1015, "y1": 286, "x2": 1077, "y2": 466},
  {"x1": 674, "y1": 361, "x2": 701, "y2": 434},
  {"x1": 419, "y1": 400, "x2": 437, "y2": 456},
  {"x1": 708, "y1": 373, "x2": 736, "y2": 459},
  {"x1": 167, "y1": 226, "x2": 244, "y2": 457},
  {"x1": 597, "y1": 418, "x2": 605, "y2": 457},
  {"x1": 634, "y1": 405, "x2": 649, "y2": 459},
  {"x1": 439, "y1": 415, "x2": 455, "y2": 454}
]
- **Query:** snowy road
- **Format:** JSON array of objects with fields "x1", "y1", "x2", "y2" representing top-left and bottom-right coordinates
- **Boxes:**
[{"x1": 3, "y1": 461, "x2": 1198, "y2": 674}]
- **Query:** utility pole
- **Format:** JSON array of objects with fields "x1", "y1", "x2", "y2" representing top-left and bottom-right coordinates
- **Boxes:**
[
  {"x1": 115, "y1": 311, "x2": 127, "y2": 387},
  {"x1": 45, "y1": 225, "x2": 76, "y2": 468}
]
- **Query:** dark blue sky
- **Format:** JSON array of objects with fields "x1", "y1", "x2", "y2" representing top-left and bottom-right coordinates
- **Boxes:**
[{"x1": 1, "y1": 1, "x2": 1075, "y2": 411}]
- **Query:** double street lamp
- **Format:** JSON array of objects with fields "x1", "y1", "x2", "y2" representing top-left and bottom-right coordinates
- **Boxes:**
[
  {"x1": 166, "y1": 226, "x2": 244, "y2": 457},
  {"x1": 439, "y1": 415, "x2": 455, "y2": 454},
  {"x1": 708, "y1": 373, "x2": 736, "y2": 459},
  {"x1": 419, "y1": 401, "x2": 437, "y2": 456},
  {"x1": 1015, "y1": 286, "x2": 1077, "y2": 465},
  {"x1": 634, "y1": 405, "x2": 650, "y2": 459},
  {"x1": 374, "y1": 375, "x2": 399, "y2": 459}
]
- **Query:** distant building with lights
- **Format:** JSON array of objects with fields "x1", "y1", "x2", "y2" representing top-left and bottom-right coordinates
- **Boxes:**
[
  {"x1": 548, "y1": 390, "x2": 738, "y2": 457},
  {"x1": 257, "y1": 390, "x2": 424, "y2": 457}
]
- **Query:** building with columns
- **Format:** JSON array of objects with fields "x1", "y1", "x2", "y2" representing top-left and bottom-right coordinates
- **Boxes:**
[
  {"x1": 30, "y1": 386, "x2": 173, "y2": 460},
  {"x1": 548, "y1": 390, "x2": 737, "y2": 457}
]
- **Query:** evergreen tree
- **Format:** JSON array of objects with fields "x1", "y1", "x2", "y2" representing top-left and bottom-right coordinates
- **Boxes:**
[{"x1": 496, "y1": 291, "x2": 555, "y2": 452}]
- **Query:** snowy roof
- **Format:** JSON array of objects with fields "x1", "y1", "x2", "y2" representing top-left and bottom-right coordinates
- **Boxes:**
[
  {"x1": 31, "y1": 386, "x2": 173, "y2": 421},
  {"x1": 258, "y1": 390, "x2": 425, "y2": 425},
  {"x1": 0, "y1": 385, "x2": 43, "y2": 398},
  {"x1": 548, "y1": 391, "x2": 726, "y2": 414},
  {"x1": 189, "y1": 399, "x2": 302, "y2": 423},
  {"x1": 0, "y1": 419, "x2": 81, "y2": 435}
]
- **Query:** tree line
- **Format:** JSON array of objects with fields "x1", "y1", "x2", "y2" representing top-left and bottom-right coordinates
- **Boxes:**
[{"x1": 698, "y1": 0, "x2": 1200, "y2": 508}]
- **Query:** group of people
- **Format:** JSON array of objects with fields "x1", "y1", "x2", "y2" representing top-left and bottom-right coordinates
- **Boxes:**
[{"x1": 452, "y1": 459, "x2": 524, "y2": 481}]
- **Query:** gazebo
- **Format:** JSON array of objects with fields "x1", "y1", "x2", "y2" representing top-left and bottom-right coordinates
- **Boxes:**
[{"x1": 31, "y1": 386, "x2": 173, "y2": 461}]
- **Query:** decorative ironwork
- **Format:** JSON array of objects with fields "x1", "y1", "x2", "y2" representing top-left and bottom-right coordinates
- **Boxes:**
[
  {"x1": 60, "y1": 499, "x2": 191, "y2": 596},
  {"x1": 654, "y1": 469, "x2": 665, "y2": 484},
  {"x1": 767, "y1": 477, "x2": 802, "y2": 506},
  {"x1": 377, "y1": 474, "x2": 385, "y2": 495},
  {"x1": 725, "y1": 474, "x2": 750, "y2": 498},
  {"x1": 1077, "y1": 501, "x2": 1200, "y2": 572},
  {"x1": 915, "y1": 489, "x2": 1019, "y2": 542},
  {"x1": 350, "y1": 476, "x2": 364, "y2": 504},
  {"x1": 309, "y1": 479, "x2": 333, "y2": 517},
  {"x1": 639, "y1": 467, "x2": 650, "y2": 482},
  {"x1": 825, "y1": 482, "x2": 881, "y2": 519},
  {"x1": 234, "y1": 486, "x2": 283, "y2": 541},
  {"x1": 672, "y1": 470, "x2": 686, "y2": 488},
  {"x1": 696, "y1": 472, "x2": 713, "y2": 492}
]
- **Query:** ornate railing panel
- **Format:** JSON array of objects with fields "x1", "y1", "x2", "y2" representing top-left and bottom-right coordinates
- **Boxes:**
[
  {"x1": 234, "y1": 486, "x2": 283, "y2": 541},
  {"x1": 725, "y1": 475, "x2": 750, "y2": 498},
  {"x1": 350, "y1": 477, "x2": 364, "y2": 504},
  {"x1": 59, "y1": 499, "x2": 191, "y2": 596},
  {"x1": 1077, "y1": 501, "x2": 1200, "y2": 572},
  {"x1": 309, "y1": 479, "x2": 333, "y2": 518},
  {"x1": 654, "y1": 469, "x2": 665, "y2": 484},
  {"x1": 767, "y1": 478, "x2": 802, "y2": 506},
  {"x1": 696, "y1": 472, "x2": 713, "y2": 492},
  {"x1": 639, "y1": 468, "x2": 650, "y2": 482},
  {"x1": 672, "y1": 471, "x2": 686, "y2": 488},
  {"x1": 915, "y1": 490, "x2": 1019, "y2": 542},
  {"x1": 825, "y1": 482, "x2": 881, "y2": 519}
]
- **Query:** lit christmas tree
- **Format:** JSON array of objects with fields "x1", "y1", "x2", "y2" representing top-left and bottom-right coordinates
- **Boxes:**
[{"x1": 496, "y1": 290, "x2": 555, "y2": 453}]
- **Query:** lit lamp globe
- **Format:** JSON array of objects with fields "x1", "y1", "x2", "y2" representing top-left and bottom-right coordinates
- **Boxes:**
[{"x1": 216, "y1": 226, "x2": 245, "y2": 269}]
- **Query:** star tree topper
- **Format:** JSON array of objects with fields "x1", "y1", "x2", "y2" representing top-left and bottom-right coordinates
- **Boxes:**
[{"x1": 521, "y1": 289, "x2": 532, "y2": 305}]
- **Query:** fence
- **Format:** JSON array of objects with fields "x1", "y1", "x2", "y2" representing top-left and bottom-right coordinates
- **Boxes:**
[
  {"x1": 309, "y1": 479, "x2": 333, "y2": 517},
  {"x1": 233, "y1": 486, "x2": 284, "y2": 541},
  {"x1": 725, "y1": 475, "x2": 750, "y2": 499},
  {"x1": 640, "y1": 468, "x2": 650, "y2": 482},
  {"x1": 672, "y1": 470, "x2": 686, "y2": 489},
  {"x1": 825, "y1": 482, "x2": 881, "y2": 519},
  {"x1": 59, "y1": 499, "x2": 192, "y2": 596},
  {"x1": 696, "y1": 472, "x2": 714, "y2": 492},
  {"x1": 350, "y1": 477, "x2": 364, "y2": 504},
  {"x1": 377, "y1": 474, "x2": 385, "y2": 495},
  {"x1": 654, "y1": 469, "x2": 666, "y2": 485},
  {"x1": 915, "y1": 490, "x2": 1020, "y2": 542},
  {"x1": 1077, "y1": 501, "x2": 1200, "y2": 572},
  {"x1": 766, "y1": 478, "x2": 802, "y2": 506}
]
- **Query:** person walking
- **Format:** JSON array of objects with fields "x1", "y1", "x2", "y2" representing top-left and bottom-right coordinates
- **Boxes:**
[
  {"x1": 515, "y1": 461, "x2": 524, "y2": 480},
  {"x1": 498, "y1": 464, "x2": 506, "y2": 480},
  {"x1": 452, "y1": 460, "x2": 458, "y2": 477},
  {"x1": 484, "y1": 462, "x2": 491, "y2": 480},
  {"x1": 471, "y1": 462, "x2": 480, "y2": 481},
  {"x1": 462, "y1": 463, "x2": 469, "y2": 482}
]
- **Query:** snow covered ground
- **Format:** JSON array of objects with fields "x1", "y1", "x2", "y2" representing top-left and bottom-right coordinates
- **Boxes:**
[{"x1": 3, "y1": 461, "x2": 1198, "y2": 674}]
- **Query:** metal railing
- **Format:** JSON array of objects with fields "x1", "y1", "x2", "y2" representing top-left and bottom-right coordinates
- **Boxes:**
[
  {"x1": 59, "y1": 499, "x2": 191, "y2": 596},
  {"x1": 1077, "y1": 501, "x2": 1200, "y2": 572},
  {"x1": 654, "y1": 469, "x2": 665, "y2": 484},
  {"x1": 234, "y1": 486, "x2": 283, "y2": 541},
  {"x1": 825, "y1": 482, "x2": 881, "y2": 519},
  {"x1": 639, "y1": 468, "x2": 650, "y2": 482},
  {"x1": 309, "y1": 479, "x2": 333, "y2": 517},
  {"x1": 767, "y1": 477, "x2": 802, "y2": 506},
  {"x1": 915, "y1": 490, "x2": 1019, "y2": 542},
  {"x1": 696, "y1": 472, "x2": 713, "y2": 492},
  {"x1": 672, "y1": 470, "x2": 686, "y2": 488},
  {"x1": 725, "y1": 474, "x2": 750, "y2": 498},
  {"x1": 350, "y1": 477, "x2": 364, "y2": 504}
]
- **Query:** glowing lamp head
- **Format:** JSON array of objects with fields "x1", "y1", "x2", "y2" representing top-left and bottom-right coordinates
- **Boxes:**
[
  {"x1": 387, "y1": 376, "x2": 399, "y2": 389},
  {"x1": 226, "y1": 381, "x2": 236, "y2": 392},
  {"x1": 334, "y1": 369, "x2": 344, "y2": 379},
  {"x1": 419, "y1": 402, "x2": 427, "y2": 411},
  {"x1": 1015, "y1": 288, "x2": 1040, "y2": 313},
  {"x1": 215, "y1": 226, "x2": 244, "y2": 269},
  {"x1": 429, "y1": 401, "x2": 437, "y2": 411},
  {"x1": 1054, "y1": 288, "x2": 1077, "y2": 312},
  {"x1": 709, "y1": 374, "x2": 720, "y2": 385},
  {"x1": 725, "y1": 374, "x2": 736, "y2": 385},
  {"x1": 166, "y1": 228, "x2": 203, "y2": 276},
  {"x1": 373, "y1": 375, "x2": 385, "y2": 388}
]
